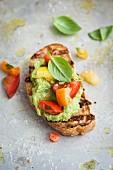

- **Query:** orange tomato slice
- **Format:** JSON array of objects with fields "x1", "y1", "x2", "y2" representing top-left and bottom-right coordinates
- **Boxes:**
[
  {"x1": 56, "y1": 87, "x2": 72, "y2": 106},
  {"x1": 10, "y1": 67, "x2": 20, "y2": 76},
  {"x1": 0, "y1": 61, "x2": 11, "y2": 74},
  {"x1": 0, "y1": 61, "x2": 20, "y2": 76}
]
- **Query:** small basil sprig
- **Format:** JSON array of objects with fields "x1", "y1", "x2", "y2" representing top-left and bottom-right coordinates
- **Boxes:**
[
  {"x1": 48, "y1": 52, "x2": 72, "y2": 82},
  {"x1": 88, "y1": 25, "x2": 113, "y2": 41},
  {"x1": 6, "y1": 63, "x2": 14, "y2": 69},
  {"x1": 53, "y1": 16, "x2": 81, "y2": 35}
]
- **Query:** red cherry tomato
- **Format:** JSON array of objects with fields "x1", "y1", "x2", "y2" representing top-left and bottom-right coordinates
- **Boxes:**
[
  {"x1": 38, "y1": 100, "x2": 63, "y2": 115},
  {"x1": 3, "y1": 74, "x2": 20, "y2": 98},
  {"x1": 44, "y1": 54, "x2": 50, "y2": 63},
  {"x1": 49, "y1": 132, "x2": 61, "y2": 142},
  {"x1": 53, "y1": 81, "x2": 81, "y2": 98},
  {"x1": 70, "y1": 81, "x2": 81, "y2": 98},
  {"x1": 53, "y1": 83, "x2": 67, "y2": 92},
  {"x1": 53, "y1": 83, "x2": 59, "y2": 92}
]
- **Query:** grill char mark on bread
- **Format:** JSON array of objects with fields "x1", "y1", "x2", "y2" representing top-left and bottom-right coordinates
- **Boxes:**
[
  {"x1": 25, "y1": 43, "x2": 95, "y2": 136},
  {"x1": 29, "y1": 44, "x2": 74, "y2": 75},
  {"x1": 25, "y1": 76, "x2": 31, "y2": 82}
]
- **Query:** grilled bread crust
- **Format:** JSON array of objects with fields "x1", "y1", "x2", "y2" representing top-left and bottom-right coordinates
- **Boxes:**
[{"x1": 25, "y1": 44, "x2": 95, "y2": 136}]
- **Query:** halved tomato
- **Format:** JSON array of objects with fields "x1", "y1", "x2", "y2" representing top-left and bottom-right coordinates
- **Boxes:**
[
  {"x1": 49, "y1": 132, "x2": 61, "y2": 142},
  {"x1": 38, "y1": 100, "x2": 63, "y2": 115},
  {"x1": 53, "y1": 81, "x2": 81, "y2": 98},
  {"x1": 69, "y1": 81, "x2": 81, "y2": 98},
  {"x1": 56, "y1": 87, "x2": 72, "y2": 106},
  {"x1": 3, "y1": 74, "x2": 20, "y2": 98},
  {"x1": 0, "y1": 61, "x2": 20, "y2": 76}
]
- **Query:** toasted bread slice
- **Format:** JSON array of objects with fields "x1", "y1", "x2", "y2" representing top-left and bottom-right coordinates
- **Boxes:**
[{"x1": 25, "y1": 44, "x2": 95, "y2": 136}]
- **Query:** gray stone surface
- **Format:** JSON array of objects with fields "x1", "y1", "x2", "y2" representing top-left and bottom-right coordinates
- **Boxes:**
[{"x1": 0, "y1": 0, "x2": 113, "y2": 169}]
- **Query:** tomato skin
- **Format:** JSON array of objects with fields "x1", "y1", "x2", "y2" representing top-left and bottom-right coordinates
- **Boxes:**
[
  {"x1": 49, "y1": 132, "x2": 60, "y2": 142},
  {"x1": 3, "y1": 74, "x2": 20, "y2": 98},
  {"x1": 0, "y1": 61, "x2": 11, "y2": 74},
  {"x1": 38, "y1": 100, "x2": 63, "y2": 115},
  {"x1": 70, "y1": 81, "x2": 81, "y2": 98},
  {"x1": 10, "y1": 67, "x2": 20, "y2": 76},
  {"x1": 44, "y1": 54, "x2": 50, "y2": 63},
  {"x1": 53, "y1": 81, "x2": 81, "y2": 98},
  {"x1": 53, "y1": 83, "x2": 59, "y2": 92},
  {"x1": 76, "y1": 47, "x2": 88, "y2": 59},
  {"x1": 53, "y1": 83, "x2": 67, "y2": 92}
]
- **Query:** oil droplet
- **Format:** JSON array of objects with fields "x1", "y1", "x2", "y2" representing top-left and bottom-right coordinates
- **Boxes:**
[
  {"x1": 70, "y1": 34, "x2": 78, "y2": 45},
  {"x1": 15, "y1": 48, "x2": 25, "y2": 57},
  {"x1": 1, "y1": 18, "x2": 26, "y2": 39},
  {"x1": 103, "y1": 128, "x2": 111, "y2": 134},
  {"x1": 0, "y1": 147, "x2": 5, "y2": 163},
  {"x1": 80, "y1": 0, "x2": 95, "y2": 13},
  {"x1": 2, "y1": 7, "x2": 7, "y2": 15},
  {"x1": 109, "y1": 56, "x2": 113, "y2": 61},
  {"x1": 80, "y1": 160, "x2": 97, "y2": 170},
  {"x1": 108, "y1": 148, "x2": 113, "y2": 157},
  {"x1": 15, "y1": 166, "x2": 19, "y2": 170},
  {"x1": 109, "y1": 164, "x2": 113, "y2": 170},
  {"x1": 17, "y1": 156, "x2": 26, "y2": 166},
  {"x1": 92, "y1": 40, "x2": 113, "y2": 65}
]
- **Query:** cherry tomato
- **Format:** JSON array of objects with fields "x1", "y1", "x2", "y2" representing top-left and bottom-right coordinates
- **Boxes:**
[
  {"x1": 0, "y1": 61, "x2": 20, "y2": 76},
  {"x1": 49, "y1": 132, "x2": 60, "y2": 142},
  {"x1": 56, "y1": 87, "x2": 72, "y2": 106},
  {"x1": 44, "y1": 54, "x2": 50, "y2": 63},
  {"x1": 53, "y1": 83, "x2": 59, "y2": 92},
  {"x1": 70, "y1": 81, "x2": 81, "y2": 98},
  {"x1": 53, "y1": 82, "x2": 68, "y2": 92},
  {"x1": 3, "y1": 74, "x2": 20, "y2": 98},
  {"x1": 38, "y1": 100, "x2": 63, "y2": 115},
  {"x1": 53, "y1": 81, "x2": 81, "y2": 98}
]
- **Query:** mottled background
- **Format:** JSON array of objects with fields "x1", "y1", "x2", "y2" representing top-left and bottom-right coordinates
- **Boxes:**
[{"x1": 0, "y1": 0, "x2": 113, "y2": 170}]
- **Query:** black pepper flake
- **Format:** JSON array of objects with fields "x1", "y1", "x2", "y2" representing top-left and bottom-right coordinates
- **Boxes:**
[{"x1": 94, "y1": 101, "x2": 97, "y2": 104}]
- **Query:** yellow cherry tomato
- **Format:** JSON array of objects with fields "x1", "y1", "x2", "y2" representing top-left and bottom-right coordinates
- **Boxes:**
[
  {"x1": 36, "y1": 67, "x2": 54, "y2": 81},
  {"x1": 76, "y1": 47, "x2": 88, "y2": 59}
]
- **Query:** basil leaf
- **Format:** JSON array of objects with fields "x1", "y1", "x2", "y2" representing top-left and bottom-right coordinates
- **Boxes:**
[
  {"x1": 59, "y1": 81, "x2": 65, "y2": 85},
  {"x1": 53, "y1": 16, "x2": 81, "y2": 35},
  {"x1": 45, "y1": 105, "x2": 51, "y2": 110},
  {"x1": 88, "y1": 25, "x2": 113, "y2": 41},
  {"x1": 48, "y1": 57, "x2": 72, "y2": 82},
  {"x1": 44, "y1": 88, "x2": 49, "y2": 92},
  {"x1": 6, "y1": 63, "x2": 14, "y2": 69}
]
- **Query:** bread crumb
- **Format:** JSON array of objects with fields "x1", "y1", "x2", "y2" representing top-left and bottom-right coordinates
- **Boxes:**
[
  {"x1": 27, "y1": 159, "x2": 31, "y2": 164},
  {"x1": 39, "y1": 34, "x2": 44, "y2": 38},
  {"x1": 103, "y1": 128, "x2": 111, "y2": 134}
]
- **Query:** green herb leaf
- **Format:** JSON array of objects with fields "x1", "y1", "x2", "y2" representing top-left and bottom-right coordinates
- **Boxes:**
[
  {"x1": 48, "y1": 56, "x2": 72, "y2": 82},
  {"x1": 88, "y1": 25, "x2": 113, "y2": 41},
  {"x1": 59, "y1": 81, "x2": 65, "y2": 85},
  {"x1": 45, "y1": 105, "x2": 51, "y2": 110},
  {"x1": 6, "y1": 63, "x2": 14, "y2": 69},
  {"x1": 53, "y1": 16, "x2": 81, "y2": 35},
  {"x1": 44, "y1": 88, "x2": 49, "y2": 92}
]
